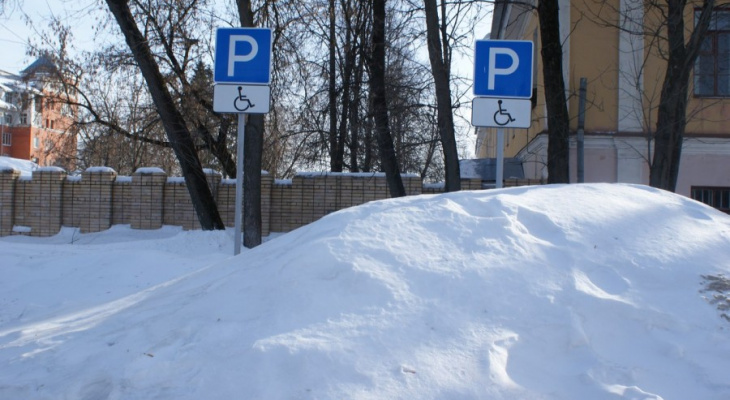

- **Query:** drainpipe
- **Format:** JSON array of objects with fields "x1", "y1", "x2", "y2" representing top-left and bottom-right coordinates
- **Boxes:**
[
  {"x1": 497, "y1": 0, "x2": 510, "y2": 39},
  {"x1": 1, "y1": 112, "x2": 5, "y2": 157},
  {"x1": 577, "y1": 77, "x2": 587, "y2": 183}
]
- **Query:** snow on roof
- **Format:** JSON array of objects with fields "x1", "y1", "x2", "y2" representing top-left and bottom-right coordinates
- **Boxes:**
[
  {"x1": 459, "y1": 158, "x2": 525, "y2": 180},
  {"x1": 423, "y1": 182, "x2": 445, "y2": 189},
  {"x1": 0, "y1": 99, "x2": 16, "y2": 111},
  {"x1": 0, "y1": 70, "x2": 20, "y2": 85}
]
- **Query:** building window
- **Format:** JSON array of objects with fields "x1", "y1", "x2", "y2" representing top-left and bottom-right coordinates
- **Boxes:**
[
  {"x1": 695, "y1": 9, "x2": 730, "y2": 97},
  {"x1": 33, "y1": 136, "x2": 40, "y2": 149},
  {"x1": 2, "y1": 132, "x2": 10, "y2": 146},
  {"x1": 20, "y1": 113, "x2": 28, "y2": 125},
  {"x1": 692, "y1": 186, "x2": 730, "y2": 213},
  {"x1": 3, "y1": 113, "x2": 11, "y2": 125}
]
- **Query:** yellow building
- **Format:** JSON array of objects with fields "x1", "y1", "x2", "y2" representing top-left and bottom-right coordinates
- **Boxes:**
[{"x1": 476, "y1": 0, "x2": 730, "y2": 212}]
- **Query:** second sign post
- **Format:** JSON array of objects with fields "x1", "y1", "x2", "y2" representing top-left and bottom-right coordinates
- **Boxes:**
[{"x1": 472, "y1": 39, "x2": 533, "y2": 188}]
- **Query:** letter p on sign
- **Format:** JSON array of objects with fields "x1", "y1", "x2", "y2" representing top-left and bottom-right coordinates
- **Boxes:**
[
  {"x1": 228, "y1": 35, "x2": 259, "y2": 76},
  {"x1": 488, "y1": 47, "x2": 519, "y2": 90},
  {"x1": 474, "y1": 40, "x2": 533, "y2": 99}
]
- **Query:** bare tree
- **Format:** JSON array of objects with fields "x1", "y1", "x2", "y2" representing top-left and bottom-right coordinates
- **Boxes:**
[
  {"x1": 76, "y1": 67, "x2": 178, "y2": 174},
  {"x1": 370, "y1": 0, "x2": 406, "y2": 197},
  {"x1": 104, "y1": 0, "x2": 224, "y2": 230},
  {"x1": 537, "y1": 0, "x2": 570, "y2": 183},
  {"x1": 423, "y1": 0, "x2": 461, "y2": 191},
  {"x1": 328, "y1": 0, "x2": 340, "y2": 171},
  {"x1": 583, "y1": 0, "x2": 717, "y2": 191},
  {"x1": 235, "y1": 0, "x2": 267, "y2": 248},
  {"x1": 484, "y1": 0, "x2": 571, "y2": 183},
  {"x1": 650, "y1": 0, "x2": 715, "y2": 191},
  {"x1": 32, "y1": 0, "x2": 470, "y2": 199}
]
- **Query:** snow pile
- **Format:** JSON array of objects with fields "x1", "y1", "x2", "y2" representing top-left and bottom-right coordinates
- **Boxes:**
[
  {"x1": 1, "y1": 184, "x2": 730, "y2": 399},
  {"x1": 0, "y1": 156, "x2": 38, "y2": 177}
]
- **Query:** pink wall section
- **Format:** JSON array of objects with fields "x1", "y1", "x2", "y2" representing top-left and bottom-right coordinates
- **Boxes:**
[{"x1": 677, "y1": 154, "x2": 730, "y2": 197}]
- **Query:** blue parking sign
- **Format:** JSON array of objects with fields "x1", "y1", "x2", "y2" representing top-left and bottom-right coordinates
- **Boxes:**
[
  {"x1": 473, "y1": 40, "x2": 533, "y2": 98},
  {"x1": 214, "y1": 27, "x2": 272, "y2": 84}
]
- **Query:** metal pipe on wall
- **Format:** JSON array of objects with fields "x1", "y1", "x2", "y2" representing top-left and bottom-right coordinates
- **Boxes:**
[{"x1": 577, "y1": 77, "x2": 587, "y2": 183}]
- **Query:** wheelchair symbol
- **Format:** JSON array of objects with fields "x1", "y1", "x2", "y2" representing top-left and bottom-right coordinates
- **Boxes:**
[
  {"x1": 493, "y1": 100, "x2": 515, "y2": 126},
  {"x1": 234, "y1": 86, "x2": 256, "y2": 111}
]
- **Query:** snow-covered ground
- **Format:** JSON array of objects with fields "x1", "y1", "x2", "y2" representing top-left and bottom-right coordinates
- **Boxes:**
[{"x1": 1, "y1": 183, "x2": 730, "y2": 399}]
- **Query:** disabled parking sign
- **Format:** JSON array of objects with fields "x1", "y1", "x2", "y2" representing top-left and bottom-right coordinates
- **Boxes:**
[
  {"x1": 473, "y1": 40, "x2": 533, "y2": 99},
  {"x1": 472, "y1": 40, "x2": 533, "y2": 129},
  {"x1": 213, "y1": 27, "x2": 272, "y2": 114}
]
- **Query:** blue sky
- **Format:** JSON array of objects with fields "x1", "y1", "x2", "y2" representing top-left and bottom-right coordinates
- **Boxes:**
[
  {"x1": 0, "y1": 0, "x2": 98, "y2": 73},
  {"x1": 0, "y1": 1, "x2": 33, "y2": 72}
]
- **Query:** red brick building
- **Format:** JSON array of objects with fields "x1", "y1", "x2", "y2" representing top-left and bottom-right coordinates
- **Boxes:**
[{"x1": 0, "y1": 57, "x2": 77, "y2": 171}]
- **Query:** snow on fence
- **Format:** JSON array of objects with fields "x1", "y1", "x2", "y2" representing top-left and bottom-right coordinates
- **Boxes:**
[{"x1": 0, "y1": 166, "x2": 540, "y2": 237}]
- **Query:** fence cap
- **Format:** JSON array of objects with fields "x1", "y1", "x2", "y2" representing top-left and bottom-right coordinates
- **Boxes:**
[
  {"x1": 0, "y1": 167, "x2": 22, "y2": 180},
  {"x1": 37, "y1": 166, "x2": 66, "y2": 172},
  {"x1": 295, "y1": 171, "x2": 419, "y2": 179},
  {"x1": 134, "y1": 167, "x2": 166, "y2": 175},
  {"x1": 84, "y1": 166, "x2": 117, "y2": 174}
]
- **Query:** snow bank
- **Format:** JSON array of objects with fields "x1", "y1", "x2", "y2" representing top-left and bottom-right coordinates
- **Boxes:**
[{"x1": 1, "y1": 184, "x2": 730, "y2": 399}]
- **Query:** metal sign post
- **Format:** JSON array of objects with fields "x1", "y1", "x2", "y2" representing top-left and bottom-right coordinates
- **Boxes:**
[
  {"x1": 234, "y1": 114, "x2": 245, "y2": 255},
  {"x1": 213, "y1": 27, "x2": 272, "y2": 255},
  {"x1": 496, "y1": 128, "x2": 504, "y2": 189}
]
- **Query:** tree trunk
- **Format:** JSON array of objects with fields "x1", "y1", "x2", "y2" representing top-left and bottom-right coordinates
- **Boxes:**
[
  {"x1": 329, "y1": 0, "x2": 342, "y2": 171},
  {"x1": 370, "y1": 0, "x2": 406, "y2": 197},
  {"x1": 349, "y1": 52, "x2": 364, "y2": 171},
  {"x1": 336, "y1": 20, "x2": 354, "y2": 172},
  {"x1": 423, "y1": 0, "x2": 461, "y2": 192},
  {"x1": 237, "y1": 0, "x2": 263, "y2": 247},
  {"x1": 363, "y1": 98, "x2": 374, "y2": 172},
  {"x1": 105, "y1": 0, "x2": 225, "y2": 230},
  {"x1": 650, "y1": 0, "x2": 714, "y2": 191},
  {"x1": 537, "y1": 0, "x2": 570, "y2": 184}
]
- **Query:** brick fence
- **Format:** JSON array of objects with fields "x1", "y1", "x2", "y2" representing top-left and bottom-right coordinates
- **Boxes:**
[{"x1": 0, "y1": 166, "x2": 542, "y2": 237}]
